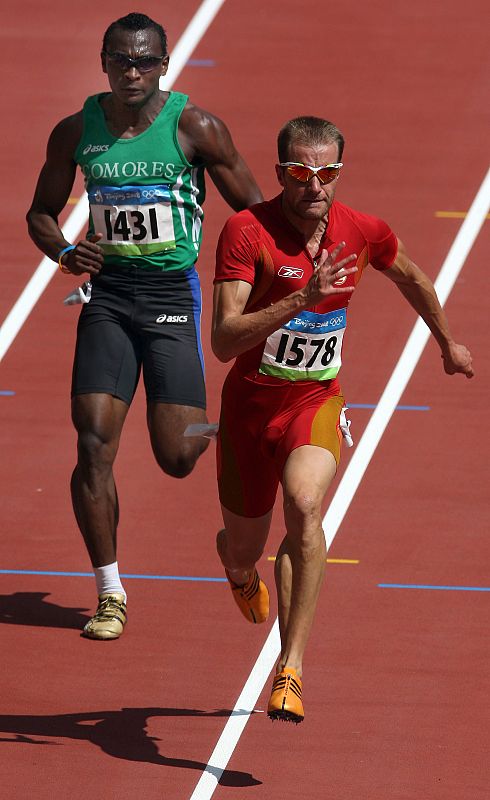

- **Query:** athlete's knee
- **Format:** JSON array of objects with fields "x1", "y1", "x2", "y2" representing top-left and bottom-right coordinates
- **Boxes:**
[
  {"x1": 156, "y1": 455, "x2": 195, "y2": 479},
  {"x1": 153, "y1": 438, "x2": 209, "y2": 478},
  {"x1": 283, "y1": 490, "x2": 324, "y2": 554},
  {"x1": 76, "y1": 429, "x2": 117, "y2": 477},
  {"x1": 284, "y1": 488, "x2": 322, "y2": 524}
]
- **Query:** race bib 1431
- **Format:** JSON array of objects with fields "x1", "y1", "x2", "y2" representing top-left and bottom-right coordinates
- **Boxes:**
[{"x1": 88, "y1": 184, "x2": 176, "y2": 256}]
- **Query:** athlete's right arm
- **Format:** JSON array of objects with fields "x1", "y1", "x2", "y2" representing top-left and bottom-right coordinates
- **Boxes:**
[{"x1": 26, "y1": 113, "x2": 104, "y2": 276}]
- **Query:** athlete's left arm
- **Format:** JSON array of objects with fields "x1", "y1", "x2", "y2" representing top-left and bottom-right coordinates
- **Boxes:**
[
  {"x1": 383, "y1": 238, "x2": 474, "y2": 378},
  {"x1": 180, "y1": 105, "x2": 263, "y2": 210}
]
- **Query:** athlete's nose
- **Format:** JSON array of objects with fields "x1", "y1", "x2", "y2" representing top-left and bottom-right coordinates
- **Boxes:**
[
  {"x1": 305, "y1": 175, "x2": 324, "y2": 195},
  {"x1": 124, "y1": 65, "x2": 140, "y2": 79}
]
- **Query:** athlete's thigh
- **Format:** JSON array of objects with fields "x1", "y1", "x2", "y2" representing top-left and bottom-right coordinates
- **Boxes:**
[
  {"x1": 217, "y1": 371, "x2": 279, "y2": 518},
  {"x1": 72, "y1": 303, "x2": 141, "y2": 406},
  {"x1": 282, "y1": 444, "x2": 337, "y2": 506},
  {"x1": 276, "y1": 390, "x2": 345, "y2": 477},
  {"x1": 138, "y1": 267, "x2": 206, "y2": 407},
  {"x1": 142, "y1": 330, "x2": 206, "y2": 407}
]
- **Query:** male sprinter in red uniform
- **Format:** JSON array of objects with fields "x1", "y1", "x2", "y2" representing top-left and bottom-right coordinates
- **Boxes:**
[{"x1": 211, "y1": 116, "x2": 473, "y2": 723}]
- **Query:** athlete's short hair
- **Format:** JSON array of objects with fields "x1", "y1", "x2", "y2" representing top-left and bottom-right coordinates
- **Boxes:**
[
  {"x1": 102, "y1": 12, "x2": 168, "y2": 56},
  {"x1": 277, "y1": 117, "x2": 345, "y2": 163}
]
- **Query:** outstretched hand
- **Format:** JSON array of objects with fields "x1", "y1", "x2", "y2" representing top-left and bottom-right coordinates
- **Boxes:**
[
  {"x1": 442, "y1": 342, "x2": 474, "y2": 379},
  {"x1": 303, "y1": 242, "x2": 357, "y2": 306},
  {"x1": 63, "y1": 233, "x2": 104, "y2": 276}
]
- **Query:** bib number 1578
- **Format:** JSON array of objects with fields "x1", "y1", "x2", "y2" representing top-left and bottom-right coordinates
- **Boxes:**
[{"x1": 275, "y1": 333, "x2": 338, "y2": 368}]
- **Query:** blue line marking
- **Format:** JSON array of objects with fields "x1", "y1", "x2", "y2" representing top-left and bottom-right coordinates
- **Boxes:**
[
  {"x1": 122, "y1": 573, "x2": 226, "y2": 582},
  {"x1": 379, "y1": 583, "x2": 490, "y2": 592},
  {"x1": 0, "y1": 390, "x2": 15, "y2": 396},
  {"x1": 0, "y1": 569, "x2": 227, "y2": 582},
  {"x1": 348, "y1": 403, "x2": 429, "y2": 411},
  {"x1": 0, "y1": 569, "x2": 226, "y2": 583}
]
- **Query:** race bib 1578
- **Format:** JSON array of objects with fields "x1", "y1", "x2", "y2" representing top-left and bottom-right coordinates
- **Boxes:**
[{"x1": 259, "y1": 308, "x2": 347, "y2": 381}]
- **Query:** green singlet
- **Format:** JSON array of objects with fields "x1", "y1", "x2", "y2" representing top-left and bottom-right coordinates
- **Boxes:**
[{"x1": 75, "y1": 91, "x2": 206, "y2": 271}]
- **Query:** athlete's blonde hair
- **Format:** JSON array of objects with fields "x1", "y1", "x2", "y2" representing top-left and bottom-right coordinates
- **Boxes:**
[{"x1": 277, "y1": 117, "x2": 344, "y2": 162}]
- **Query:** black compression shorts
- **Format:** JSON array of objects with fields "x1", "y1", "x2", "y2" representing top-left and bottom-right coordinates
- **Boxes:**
[{"x1": 71, "y1": 265, "x2": 206, "y2": 408}]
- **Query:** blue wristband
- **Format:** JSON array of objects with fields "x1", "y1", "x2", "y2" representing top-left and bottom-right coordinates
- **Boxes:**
[
  {"x1": 57, "y1": 244, "x2": 76, "y2": 260},
  {"x1": 57, "y1": 244, "x2": 76, "y2": 273}
]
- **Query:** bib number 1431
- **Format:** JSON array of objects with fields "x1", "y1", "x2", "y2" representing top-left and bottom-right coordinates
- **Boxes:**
[
  {"x1": 104, "y1": 208, "x2": 159, "y2": 242},
  {"x1": 88, "y1": 183, "x2": 176, "y2": 255}
]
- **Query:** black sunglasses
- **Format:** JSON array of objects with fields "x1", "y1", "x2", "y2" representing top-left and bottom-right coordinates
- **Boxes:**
[{"x1": 103, "y1": 51, "x2": 166, "y2": 73}]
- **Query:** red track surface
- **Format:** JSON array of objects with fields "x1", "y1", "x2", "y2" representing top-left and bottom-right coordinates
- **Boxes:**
[{"x1": 1, "y1": 2, "x2": 489, "y2": 798}]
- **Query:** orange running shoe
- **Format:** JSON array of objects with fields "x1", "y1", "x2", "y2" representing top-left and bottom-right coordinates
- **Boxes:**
[
  {"x1": 267, "y1": 667, "x2": 304, "y2": 723},
  {"x1": 225, "y1": 568, "x2": 269, "y2": 623}
]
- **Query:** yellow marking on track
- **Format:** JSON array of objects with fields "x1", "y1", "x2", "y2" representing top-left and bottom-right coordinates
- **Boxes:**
[
  {"x1": 267, "y1": 556, "x2": 359, "y2": 564},
  {"x1": 436, "y1": 210, "x2": 490, "y2": 219}
]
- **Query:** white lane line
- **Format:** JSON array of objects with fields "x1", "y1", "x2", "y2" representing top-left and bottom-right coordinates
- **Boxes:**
[
  {"x1": 0, "y1": 200, "x2": 88, "y2": 362},
  {"x1": 190, "y1": 620, "x2": 281, "y2": 797},
  {"x1": 0, "y1": 0, "x2": 227, "y2": 363},
  {"x1": 189, "y1": 165, "x2": 490, "y2": 799},
  {"x1": 160, "y1": 0, "x2": 226, "y2": 90}
]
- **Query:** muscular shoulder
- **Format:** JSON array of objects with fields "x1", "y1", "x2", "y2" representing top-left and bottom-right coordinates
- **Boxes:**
[
  {"x1": 179, "y1": 100, "x2": 225, "y2": 136},
  {"x1": 179, "y1": 101, "x2": 235, "y2": 164},
  {"x1": 332, "y1": 200, "x2": 393, "y2": 243},
  {"x1": 332, "y1": 200, "x2": 398, "y2": 270},
  {"x1": 221, "y1": 203, "x2": 269, "y2": 244},
  {"x1": 48, "y1": 110, "x2": 84, "y2": 159},
  {"x1": 215, "y1": 204, "x2": 267, "y2": 281}
]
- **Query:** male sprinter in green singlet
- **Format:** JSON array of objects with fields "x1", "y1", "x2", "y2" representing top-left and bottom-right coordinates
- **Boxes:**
[{"x1": 27, "y1": 12, "x2": 263, "y2": 640}]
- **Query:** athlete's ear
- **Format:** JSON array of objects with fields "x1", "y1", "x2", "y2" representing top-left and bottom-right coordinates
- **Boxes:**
[
  {"x1": 101, "y1": 51, "x2": 108, "y2": 74},
  {"x1": 161, "y1": 55, "x2": 170, "y2": 76},
  {"x1": 275, "y1": 164, "x2": 285, "y2": 188}
]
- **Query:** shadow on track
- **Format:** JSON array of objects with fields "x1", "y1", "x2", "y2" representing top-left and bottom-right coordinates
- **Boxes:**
[
  {"x1": 0, "y1": 707, "x2": 262, "y2": 787},
  {"x1": 0, "y1": 591, "x2": 90, "y2": 629}
]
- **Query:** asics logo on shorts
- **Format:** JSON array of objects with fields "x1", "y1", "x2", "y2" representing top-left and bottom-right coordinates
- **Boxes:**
[
  {"x1": 156, "y1": 314, "x2": 188, "y2": 324},
  {"x1": 278, "y1": 266, "x2": 304, "y2": 279}
]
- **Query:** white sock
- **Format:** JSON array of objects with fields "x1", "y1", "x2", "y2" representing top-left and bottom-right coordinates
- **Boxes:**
[{"x1": 94, "y1": 562, "x2": 126, "y2": 603}]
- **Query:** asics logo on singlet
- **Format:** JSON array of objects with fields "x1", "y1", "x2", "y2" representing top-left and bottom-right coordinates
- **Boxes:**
[
  {"x1": 278, "y1": 266, "x2": 304, "y2": 279},
  {"x1": 156, "y1": 314, "x2": 188, "y2": 324},
  {"x1": 83, "y1": 144, "x2": 110, "y2": 155}
]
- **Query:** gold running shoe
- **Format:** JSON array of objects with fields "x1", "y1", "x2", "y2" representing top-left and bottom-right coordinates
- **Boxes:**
[
  {"x1": 225, "y1": 568, "x2": 269, "y2": 624},
  {"x1": 267, "y1": 667, "x2": 304, "y2": 723},
  {"x1": 82, "y1": 593, "x2": 127, "y2": 640}
]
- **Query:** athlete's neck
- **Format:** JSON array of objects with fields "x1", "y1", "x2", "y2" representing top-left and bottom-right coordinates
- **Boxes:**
[
  {"x1": 280, "y1": 198, "x2": 328, "y2": 256},
  {"x1": 101, "y1": 89, "x2": 167, "y2": 138},
  {"x1": 305, "y1": 218, "x2": 328, "y2": 258}
]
